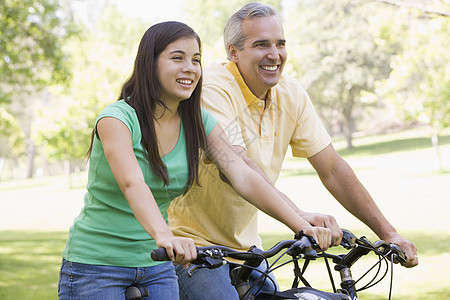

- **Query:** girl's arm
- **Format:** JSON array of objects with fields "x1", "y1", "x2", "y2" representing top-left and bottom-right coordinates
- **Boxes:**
[
  {"x1": 205, "y1": 124, "x2": 332, "y2": 250},
  {"x1": 97, "y1": 117, "x2": 196, "y2": 265}
]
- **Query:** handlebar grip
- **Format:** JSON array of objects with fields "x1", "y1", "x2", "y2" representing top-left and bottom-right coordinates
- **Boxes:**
[
  {"x1": 151, "y1": 248, "x2": 171, "y2": 261},
  {"x1": 390, "y1": 244, "x2": 407, "y2": 264}
]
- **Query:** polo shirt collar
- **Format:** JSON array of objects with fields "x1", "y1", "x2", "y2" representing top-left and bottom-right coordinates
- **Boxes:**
[{"x1": 226, "y1": 62, "x2": 273, "y2": 106}]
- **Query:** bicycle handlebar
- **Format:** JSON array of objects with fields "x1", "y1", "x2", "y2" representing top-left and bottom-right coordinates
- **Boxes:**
[
  {"x1": 150, "y1": 230, "x2": 407, "y2": 300},
  {"x1": 151, "y1": 236, "x2": 318, "y2": 263},
  {"x1": 151, "y1": 229, "x2": 405, "y2": 266}
]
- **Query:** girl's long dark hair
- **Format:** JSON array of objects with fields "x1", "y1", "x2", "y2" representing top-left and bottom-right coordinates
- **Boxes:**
[{"x1": 87, "y1": 21, "x2": 206, "y2": 192}]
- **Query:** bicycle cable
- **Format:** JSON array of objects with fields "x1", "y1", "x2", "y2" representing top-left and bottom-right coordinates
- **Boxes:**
[
  {"x1": 319, "y1": 248, "x2": 337, "y2": 293},
  {"x1": 387, "y1": 253, "x2": 394, "y2": 300},
  {"x1": 230, "y1": 257, "x2": 278, "y2": 300},
  {"x1": 355, "y1": 253, "x2": 388, "y2": 291},
  {"x1": 265, "y1": 249, "x2": 313, "y2": 288}
]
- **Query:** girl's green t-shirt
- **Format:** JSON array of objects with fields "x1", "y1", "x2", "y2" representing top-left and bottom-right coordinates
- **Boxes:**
[{"x1": 62, "y1": 100, "x2": 217, "y2": 267}]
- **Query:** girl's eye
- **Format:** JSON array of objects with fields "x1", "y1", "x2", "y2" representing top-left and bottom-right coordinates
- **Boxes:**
[
  {"x1": 193, "y1": 58, "x2": 201, "y2": 64},
  {"x1": 172, "y1": 56, "x2": 183, "y2": 60}
]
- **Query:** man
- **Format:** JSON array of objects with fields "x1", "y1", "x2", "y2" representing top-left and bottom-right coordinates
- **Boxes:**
[{"x1": 168, "y1": 3, "x2": 418, "y2": 299}]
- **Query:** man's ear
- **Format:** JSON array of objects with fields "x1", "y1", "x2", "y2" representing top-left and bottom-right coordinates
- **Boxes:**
[{"x1": 227, "y1": 44, "x2": 239, "y2": 63}]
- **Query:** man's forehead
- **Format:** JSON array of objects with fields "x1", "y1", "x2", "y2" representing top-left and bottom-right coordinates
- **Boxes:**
[{"x1": 241, "y1": 17, "x2": 285, "y2": 42}]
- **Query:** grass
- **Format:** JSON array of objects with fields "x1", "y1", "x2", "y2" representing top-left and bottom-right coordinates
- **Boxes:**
[
  {"x1": 0, "y1": 127, "x2": 449, "y2": 299},
  {"x1": 0, "y1": 231, "x2": 67, "y2": 300},
  {"x1": 335, "y1": 131, "x2": 450, "y2": 158}
]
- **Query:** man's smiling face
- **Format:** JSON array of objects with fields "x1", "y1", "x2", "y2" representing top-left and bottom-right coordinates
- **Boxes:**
[{"x1": 228, "y1": 16, "x2": 287, "y2": 100}]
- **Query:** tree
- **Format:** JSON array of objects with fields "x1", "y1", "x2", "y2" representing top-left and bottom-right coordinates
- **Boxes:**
[
  {"x1": 378, "y1": 6, "x2": 450, "y2": 170},
  {"x1": 284, "y1": 0, "x2": 395, "y2": 149},
  {"x1": 369, "y1": 0, "x2": 450, "y2": 17},
  {"x1": 0, "y1": 107, "x2": 25, "y2": 178},
  {"x1": 34, "y1": 2, "x2": 148, "y2": 182},
  {"x1": 0, "y1": 0, "x2": 74, "y2": 97},
  {"x1": 0, "y1": 0, "x2": 75, "y2": 179}
]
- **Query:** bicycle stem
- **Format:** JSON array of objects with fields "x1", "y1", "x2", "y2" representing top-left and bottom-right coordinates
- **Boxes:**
[{"x1": 337, "y1": 266, "x2": 358, "y2": 300}]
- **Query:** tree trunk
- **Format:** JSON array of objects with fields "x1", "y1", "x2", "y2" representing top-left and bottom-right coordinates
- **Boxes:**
[
  {"x1": 0, "y1": 157, "x2": 5, "y2": 181},
  {"x1": 342, "y1": 88, "x2": 356, "y2": 150},
  {"x1": 431, "y1": 130, "x2": 443, "y2": 171},
  {"x1": 65, "y1": 160, "x2": 73, "y2": 188},
  {"x1": 26, "y1": 140, "x2": 35, "y2": 178}
]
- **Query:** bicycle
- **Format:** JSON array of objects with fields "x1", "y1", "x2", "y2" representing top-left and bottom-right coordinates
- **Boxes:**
[{"x1": 151, "y1": 229, "x2": 406, "y2": 300}]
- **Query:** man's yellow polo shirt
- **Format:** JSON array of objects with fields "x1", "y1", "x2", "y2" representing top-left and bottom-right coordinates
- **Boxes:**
[{"x1": 168, "y1": 62, "x2": 331, "y2": 251}]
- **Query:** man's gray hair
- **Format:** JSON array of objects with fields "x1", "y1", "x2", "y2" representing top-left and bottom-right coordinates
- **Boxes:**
[{"x1": 224, "y1": 2, "x2": 281, "y2": 58}]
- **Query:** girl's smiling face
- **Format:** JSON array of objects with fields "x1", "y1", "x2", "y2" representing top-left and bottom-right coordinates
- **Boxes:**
[{"x1": 157, "y1": 37, "x2": 202, "y2": 106}]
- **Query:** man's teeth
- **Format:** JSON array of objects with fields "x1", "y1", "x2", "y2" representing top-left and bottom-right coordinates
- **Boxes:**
[
  {"x1": 261, "y1": 65, "x2": 278, "y2": 71},
  {"x1": 177, "y1": 79, "x2": 192, "y2": 84}
]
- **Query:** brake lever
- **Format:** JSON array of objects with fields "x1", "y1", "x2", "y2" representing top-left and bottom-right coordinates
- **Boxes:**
[
  {"x1": 187, "y1": 249, "x2": 227, "y2": 277},
  {"x1": 287, "y1": 238, "x2": 318, "y2": 259},
  {"x1": 390, "y1": 244, "x2": 407, "y2": 264},
  {"x1": 373, "y1": 240, "x2": 407, "y2": 264},
  {"x1": 340, "y1": 229, "x2": 357, "y2": 249}
]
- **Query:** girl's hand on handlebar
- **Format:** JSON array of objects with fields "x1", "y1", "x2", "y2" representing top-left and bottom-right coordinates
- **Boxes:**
[
  {"x1": 303, "y1": 227, "x2": 333, "y2": 251},
  {"x1": 156, "y1": 236, "x2": 197, "y2": 268},
  {"x1": 298, "y1": 211, "x2": 343, "y2": 247}
]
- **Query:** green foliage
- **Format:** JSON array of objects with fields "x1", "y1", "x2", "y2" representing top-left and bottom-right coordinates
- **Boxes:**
[
  {"x1": 284, "y1": 0, "x2": 394, "y2": 147},
  {"x1": 0, "y1": 0, "x2": 76, "y2": 172},
  {"x1": 380, "y1": 15, "x2": 450, "y2": 132},
  {"x1": 0, "y1": 0, "x2": 75, "y2": 94},
  {"x1": 35, "y1": 3, "x2": 147, "y2": 166},
  {"x1": 35, "y1": 104, "x2": 92, "y2": 162},
  {"x1": 0, "y1": 107, "x2": 25, "y2": 158}
]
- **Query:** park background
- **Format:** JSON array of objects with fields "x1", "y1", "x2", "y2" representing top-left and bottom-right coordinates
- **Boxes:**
[{"x1": 1, "y1": 0, "x2": 449, "y2": 299}]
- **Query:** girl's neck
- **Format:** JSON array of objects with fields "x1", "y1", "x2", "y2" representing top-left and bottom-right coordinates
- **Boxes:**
[{"x1": 155, "y1": 102, "x2": 179, "y2": 122}]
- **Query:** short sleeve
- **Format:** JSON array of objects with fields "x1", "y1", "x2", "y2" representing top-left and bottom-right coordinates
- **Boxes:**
[
  {"x1": 289, "y1": 88, "x2": 332, "y2": 158},
  {"x1": 95, "y1": 100, "x2": 140, "y2": 145},
  {"x1": 201, "y1": 108, "x2": 218, "y2": 136},
  {"x1": 202, "y1": 81, "x2": 246, "y2": 149}
]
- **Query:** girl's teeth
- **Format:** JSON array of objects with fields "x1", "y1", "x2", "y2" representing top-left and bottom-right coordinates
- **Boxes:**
[{"x1": 178, "y1": 80, "x2": 192, "y2": 84}]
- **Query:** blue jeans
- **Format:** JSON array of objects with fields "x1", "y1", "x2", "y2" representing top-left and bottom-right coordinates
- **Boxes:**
[
  {"x1": 58, "y1": 259, "x2": 178, "y2": 300},
  {"x1": 176, "y1": 261, "x2": 279, "y2": 300}
]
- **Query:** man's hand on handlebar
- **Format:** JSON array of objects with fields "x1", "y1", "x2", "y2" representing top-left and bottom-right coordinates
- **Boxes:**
[
  {"x1": 155, "y1": 235, "x2": 197, "y2": 268},
  {"x1": 298, "y1": 211, "x2": 343, "y2": 247},
  {"x1": 381, "y1": 232, "x2": 418, "y2": 268}
]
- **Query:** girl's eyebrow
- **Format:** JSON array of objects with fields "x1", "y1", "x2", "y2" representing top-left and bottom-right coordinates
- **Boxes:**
[{"x1": 170, "y1": 50, "x2": 201, "y2": 56}]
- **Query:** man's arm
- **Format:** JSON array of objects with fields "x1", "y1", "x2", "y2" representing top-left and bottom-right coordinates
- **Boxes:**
[
  {"x1": 219, "y1": 145, "x2": 343, "y2": 245},
  {"x1": 308, "y1": 143, "x2": 418, "y2": 267}
]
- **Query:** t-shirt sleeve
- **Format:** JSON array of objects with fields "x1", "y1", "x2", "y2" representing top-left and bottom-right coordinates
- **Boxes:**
[
  {"x1": 202, "y1": 84, "x2": 246, "y2": 149},
  {"x1": 95, "y1": 101, "x2": 138, "y2": 143},
  {"x1": 201, "y1": 108, "x2": 218, "y2": 136},
  {"x1": 289, "y1": 87, "x2": 332, "y2": 158}
]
